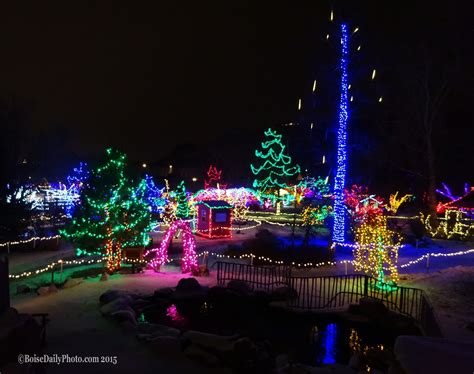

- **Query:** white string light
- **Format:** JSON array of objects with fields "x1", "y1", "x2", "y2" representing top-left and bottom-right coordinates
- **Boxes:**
[{"x1": 0, "y1": 235, "x2": 60, "y2": 250}]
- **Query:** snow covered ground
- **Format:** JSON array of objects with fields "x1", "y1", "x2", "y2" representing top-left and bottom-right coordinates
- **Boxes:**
[
  {"x1": 12, "y1": 267, "x2": 227, "y2": 374},
  {"x1": 6, "y1": 224, "x2": 474, "y2": 355}
]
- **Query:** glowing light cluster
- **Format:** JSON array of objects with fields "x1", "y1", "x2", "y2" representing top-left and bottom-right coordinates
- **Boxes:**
[
  {"x1": 422, "y1": 209, "x2": 474, "y2": 239},
  {"x1": 302, "y1": 206, "x2": 332, "y2": 226},
  {"x1": 143, "y1": 174, "x2": 166, "y2": 214},
  {"x1": 344, "y1": 185, "x2": 385, "y2": 226},
  {"x1": 8, "y1": 257, "x2": 103, "y2": 279},
  {"x1": 61, "y1": 148, "x2": 154, "y2": 273},
  {"x1": 353, "y1": 215, "x2": 401, "y2": 284},
  {"x1": 175, "y1": 181, "x2": 190, "y2": 219},
  {"x1": 8, "y1": 246, "x2": 474, "y2": 280},
  {"x1": 250, "y1": 128, "x2": 300, "y2": 193},
  {"x1": 0, "y1": 235, "x2": 60, "y2": 250},
  {"x1": 193, "y1": 187, "x2": 260, "y2": 208},
  {"x1": 332, "y1": 23, "x2": 350, "y2": 244},
  {"x1": 145, "y1": 219, "x2": 198, "y2": 273},
  {"x1": 386, "y1": 192, "x2": 413, "y2": 214},
  {"x1": 204, "y1": 165, "x2": 226, "y2": 189}
]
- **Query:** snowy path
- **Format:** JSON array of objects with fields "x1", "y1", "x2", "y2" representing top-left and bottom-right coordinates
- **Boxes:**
[{"x1": 12, "y1": 267, "x2": 228, "y2": 374}]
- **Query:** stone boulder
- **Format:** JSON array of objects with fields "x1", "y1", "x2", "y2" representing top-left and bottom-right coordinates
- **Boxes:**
[
  {"x1": 109, "y1": 307, "x2": 137, "y2": 325},
  {"x1": 63, "y1": 277, "x2": 83, "y2": 289},
  {"x1": 36, "y1": 284, "x2": 57, "y2": 296},
  {"x1": 226, "y1": 280, "x2": 252, "y2": 294},
  {"x1": 16, "y1": 284, "x2": 30, "y2": 294},
  {"x1": 358, "y1": 297, "x2": 388, "y2": 316},
  {"x1": 394, "y1": 335, "x2": 474, "y2": 374},
  {"x1": 100, "y1": 297, "x2": 133, "y2": 316},
  {"x1": 183, "y1": 330, "x2": 236, "y2": 353},
  {"x1": 136, "y1": 324, "x2": 181, "y2": 340},
  {"x1": 184, "y1": 345, "x2": 220, "y2": 367},
  {"x1": 172, "y1": 278, "x2": 207, "y2": 304},
  {"x1": 271, "y1": 286, "x2": 298, "y2": 301},
  {"x1": 153, "y1": 287, "x2": 174, "y2": 299},
  {"x1": 148, "y1": 336, "x2": 182, "y2": 355},
  {"x1": 176, "y1": 278, "x2": 202, "y2": 294},
  {"x1": 99, "y1": 290, "x2": 133, "y2": 305}
]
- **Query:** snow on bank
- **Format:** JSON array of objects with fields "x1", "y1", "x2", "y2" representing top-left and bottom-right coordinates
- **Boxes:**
[
  {"x1": 11, "y1": 267, "x2": 224, "y2": 374},
  {"x1": 402, "y1": 265, "x2": 474, "y2": 341}
]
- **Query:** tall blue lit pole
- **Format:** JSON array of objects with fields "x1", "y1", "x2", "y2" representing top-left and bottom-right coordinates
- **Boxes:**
[{"x1": 332, "y1": 23, "x2": 349, "y2": 244}]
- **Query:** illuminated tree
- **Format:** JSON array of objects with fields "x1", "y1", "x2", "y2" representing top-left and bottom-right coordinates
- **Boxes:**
[
  {"x1": 143, "y1": 174, "x2": 166, "y2": 214},
  {"x1": 175, "y1": 180, "x2": 190, "y2": 219},
  {"x1": 332, "y1": 23, "x2": 349, "y2": 244},
  {"x1": 345, "y1": 185, "x2": 384, "y2": 226},
  {"x1": 62, "y1": 148, "x2": 153, "y2": 273},
  {"x1": 250, "y1": 128, "x2": 300, "y2": 195},
  {"x1": 353, "y1": 215, "x2": 401, "y2": 285}
]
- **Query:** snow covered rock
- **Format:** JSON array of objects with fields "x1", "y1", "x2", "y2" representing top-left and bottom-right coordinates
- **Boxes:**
[
  {"x1": 183, "y1": 330, "x2": 236, "y2": 353},
  {"x1": 394, "y1": 335, "x2": 474, "y2": 374},
  {"x1": 37, "y1": 286, "x2": 51, "y2": 296},
  {"x1": 148, "y1": 335, "x2": 182, "y2": 354},
  {"x1": 100, "y1": 297, "x2": 133, "y2": 315},
  {"x1": 63, "y1": 277, "x2": 83, "y2": 289},
  {"x1": 271, "y1": 286, "x2": 298, "y2": 301},
  {"x1": 16, "y1": 284, "x2": 30, "y2": 294},
  {"x1": 175, "y1": 277, "x2": 202, "y2": 294},
  {"x1": 136, "y1": 324, "x2": 180, "y2": 340},
  {"x1": 226, "y1": 280, "x2": 252, "y2": 294},
  {"x1": 99, "y1": 289, "x2": 133, "y2": 305},
  {"x1": 184, "y1": 345, "x2": 220, "y2": 366},
  {"x1": 153, "y1": 287, "x2": 174, "y2": 299},
  {"x1": 109, "y1": 307, "x2": 136, "y2": 324}
]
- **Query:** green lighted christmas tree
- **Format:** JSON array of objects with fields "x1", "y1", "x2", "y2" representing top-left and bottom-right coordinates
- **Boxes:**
[
  {"x1": 175, "y1": 180, "x2": 190, "y2": 219},
  {"x1": 251, "y1": 128, "x2": 300, "y2": 194},
  {"x1": 61, "y1": 148, "x2": 154, "y2": 273}
]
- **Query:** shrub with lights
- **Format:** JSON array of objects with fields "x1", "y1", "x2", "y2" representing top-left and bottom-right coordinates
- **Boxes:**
[
  {"x1": 344, "y1": 185, "x2": 385, "y2": 227},
  {"x1": 61, "y1": 148, "x2": 154, "y2": 273},
  {"x1": 353, "y1": 215, "x2": 401, "y2": 286}
]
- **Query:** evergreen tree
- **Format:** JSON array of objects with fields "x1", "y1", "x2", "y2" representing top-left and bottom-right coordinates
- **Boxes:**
[
  {"x1": 175, "y1": 180, "x2": 190, "y2": 219},
  {"x1": 250, "y1": 128, "x2": 300, "y2": 194},
  {"x1": 61, "y1": 148, "x2": 153, "y2": 273}
]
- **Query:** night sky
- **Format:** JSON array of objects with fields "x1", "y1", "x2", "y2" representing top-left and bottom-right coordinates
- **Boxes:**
[{"x1": 0, "y1": 1, "x2": 472, "y2": 177}]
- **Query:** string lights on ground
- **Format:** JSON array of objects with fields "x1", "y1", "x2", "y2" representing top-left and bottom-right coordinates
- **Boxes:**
[
  {"x1": 0, "y1": 235, "x2": 61, "y2": 250},
  {"x1": 7, "y1": 247, "x2": 474, "y2": 280}
]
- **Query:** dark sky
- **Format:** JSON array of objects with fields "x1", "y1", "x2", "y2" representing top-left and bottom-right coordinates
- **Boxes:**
[{"x1": 0, "y1": 1, "x2": 472, "y2": 169}]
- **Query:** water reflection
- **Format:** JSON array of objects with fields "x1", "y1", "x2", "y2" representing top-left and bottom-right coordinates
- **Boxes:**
[
  {"x1": 321, "y1": 323, "x2": 337, "y2": 364},
  {"x1": 166, "y1": 304, "x2": 186, "y2": 324}
]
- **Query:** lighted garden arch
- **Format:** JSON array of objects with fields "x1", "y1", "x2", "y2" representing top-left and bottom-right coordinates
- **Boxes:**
[{"x1": 145, "y1": 219, "x2": 198, "y2": 273}]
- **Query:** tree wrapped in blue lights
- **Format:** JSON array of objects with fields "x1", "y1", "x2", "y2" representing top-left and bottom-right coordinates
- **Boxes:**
[
  {"x1": 251, "y1": 128, "x2": 300, "y2": 195},
  {"x1": 332, "y1": 23, "x2": 349, "y2": 244},
  {"x1": 143, "y1": 174, "x2": 166, "y2": 214},
  {"x1": 61, "y1": 149, "x2": 154, "y2": 272},
  {"x1": 65, "y1": 162, "x2": 90, "y2": 217}
]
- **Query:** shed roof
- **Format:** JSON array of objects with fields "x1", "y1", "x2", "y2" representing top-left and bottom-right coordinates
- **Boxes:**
[{"x1": 196, "y1": 200, "x2": 233, "y2": 209}]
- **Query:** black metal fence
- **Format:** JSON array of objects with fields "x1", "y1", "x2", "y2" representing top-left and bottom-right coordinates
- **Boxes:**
[
  {"x1": 216, "y1": 261, "x2": 442, "y2": 337},
  {"x1": 0, "y1": 257, "x2": 10, "y2": 314},
  {"x1": 216, "y1": 261, "x2": 291, "y2": 291}
]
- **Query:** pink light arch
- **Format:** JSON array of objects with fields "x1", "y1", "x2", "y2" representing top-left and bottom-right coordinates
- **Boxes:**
[{"x1": 145, "y1": 219, "x2": 198, "y2": 273}]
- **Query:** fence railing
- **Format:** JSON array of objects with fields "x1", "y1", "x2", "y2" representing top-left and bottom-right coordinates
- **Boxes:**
[
  {"x1": 215, "y1": 261, "x2": 442, "y2": 337},
  {"x1": 216, "y1": 261, "x2": 291, "y2": 291}
]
